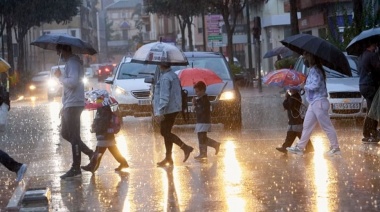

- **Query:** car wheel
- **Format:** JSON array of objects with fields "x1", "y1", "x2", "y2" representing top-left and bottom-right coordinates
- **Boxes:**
[{"x1": 223, "y1": 110, "x2": 242, "y2": 131}]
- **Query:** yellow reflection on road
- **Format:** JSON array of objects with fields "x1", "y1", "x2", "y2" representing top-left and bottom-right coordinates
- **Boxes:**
[
  {"x1": 223, "y1": 140, "x2": 245, "y2": 211},
  {"x1": 312, "y1": 136, "x2": 329, "y2": 212}
]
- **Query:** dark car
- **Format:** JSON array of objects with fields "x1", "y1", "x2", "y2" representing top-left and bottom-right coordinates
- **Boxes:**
[
  {"x1": 145, "y1": 51, "x2": 242, "y2": 131},
  {"x1": 98, "y1": 64, "x2": 114, "y2": 81}
]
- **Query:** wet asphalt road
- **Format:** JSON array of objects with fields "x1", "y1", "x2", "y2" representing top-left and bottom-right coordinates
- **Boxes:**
[{"x1": 1, "y1": 81, "x2": 380, "y2": 211}]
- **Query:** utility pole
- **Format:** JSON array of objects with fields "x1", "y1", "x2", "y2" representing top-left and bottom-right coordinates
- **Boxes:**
[
  {"x1": 245, "y1": 0, "x2": 253, "y2": 75},
  {"x1": 253, "y1": 16, "x2": 262, "y2": 92}
]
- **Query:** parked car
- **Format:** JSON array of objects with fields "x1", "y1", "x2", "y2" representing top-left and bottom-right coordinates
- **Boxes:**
[
  {"x1": 145, "y1": 51, "x2": 242, "y2": 131},
  {"x1": 105, "y1": 57, "x2": 157, "y2": 118},
  {"x1": 98, "y1": 64, "x2": 114, "y2": 81},
  {"x1": 293, "y1": 55, "x2": 366, "y2": 121}
]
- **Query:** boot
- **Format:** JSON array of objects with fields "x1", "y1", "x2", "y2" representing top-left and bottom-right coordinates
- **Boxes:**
[
  {"x1": 81, "y1": 152, "x2": 102, "y2": 173},
  {"x1": 157, "y1": 154, "x2": 173, "y2": 167},
  {"x1": 181, "y1": 144, "x2": 194, "y2": 162},
  {"x1": 194, "y1": 144, "x2": 207, "y2": 160},
  {"x1": 214, "y1": 142, "x2": 221, "y2": 155}
]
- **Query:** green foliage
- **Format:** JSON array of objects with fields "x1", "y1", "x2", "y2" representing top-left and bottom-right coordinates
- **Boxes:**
[
  {"x1": 328, "y1": 1, "x2": 380, "y2": 51},
  {"x1": 274, "y1": 57, "x2": 297, "y2": 70},
  {"x1": 230, "y1": 64, "x2": 243, "y2": 75}
]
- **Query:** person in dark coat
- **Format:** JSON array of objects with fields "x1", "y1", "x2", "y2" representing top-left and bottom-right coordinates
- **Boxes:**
[
  {"x1": 192, "y1": 81, "x2": 220, "y2": 159},
  {"x1": 358, "y1": 39, "x2": 380, "y2": 143},
  {"x1": 276, "y1": 88, "x2": 314, "y2": 153},
  {"x1": 81, "y1": 105, "x2": 129, "y2": 173}
]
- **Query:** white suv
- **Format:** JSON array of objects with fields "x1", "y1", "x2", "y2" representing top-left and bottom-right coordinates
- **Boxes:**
[
  {"x1": 105, "y1": 57, "x2": 157, "y2": 117},
  {"x1": 294, "y1": 55, "x2": 367, "y2": 121}
]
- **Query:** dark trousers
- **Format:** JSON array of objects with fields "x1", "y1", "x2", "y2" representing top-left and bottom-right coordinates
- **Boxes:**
[
  {"x1": 160, "y1": 112, "x2": 186, "y2": 158},
  {"x1": 95, "y1": 145, "x2": 127, "y2": 165},
  {"x1": 61, "y1": 107, "x2": 93, "y2": 169},
  {"x1": 281, "y1": 131, "x2": 314, "y2": 152},
  {"x1": 361, "y1": 86, "x2": 379, "y2": 138},
  {"x1": 0, "y1": 149, "x2": 21, "y2": 173}
]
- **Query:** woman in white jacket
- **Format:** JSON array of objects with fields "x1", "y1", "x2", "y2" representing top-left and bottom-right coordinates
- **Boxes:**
[{"x1": 287, "y1": 52, "x2": 341, "y2": 156}]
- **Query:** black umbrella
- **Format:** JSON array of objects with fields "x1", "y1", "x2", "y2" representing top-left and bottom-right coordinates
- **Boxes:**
[
  {"x1": 31, "y1": 33, "x2": 97, "y2": 55},
  {"x1": 280, "y1": 34, "x2": 351, "y2": 77},
  {"x1": 263, "y1": 46, "x2": 292, "y2": 59},
  {"x1": 346, "y1": 27, "x2": 380, "y2": 56}
]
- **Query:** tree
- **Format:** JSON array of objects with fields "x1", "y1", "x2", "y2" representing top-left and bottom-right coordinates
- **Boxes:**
[
  {"x1": 352, "y1": 0, "x2": 363, "y2": 36},
  {"x1": 145, "y1": 0, "x2": 205, "y2": 51},
  {"x1": 289, "y1": 0, "x2": 299, "y2": 35},
  {"x1": 208, "y1": 0, "x2": 246, "y2": 65}
]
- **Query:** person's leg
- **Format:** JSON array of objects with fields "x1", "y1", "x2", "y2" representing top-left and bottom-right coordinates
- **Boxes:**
[
  {"x1": 195, "y1": 132, "x2": 207, "y2": 159},
  {"x1": 282, "y1": 130, "x2": 298, "y2": 148},
  {"x1": 158, "y1": 112, "x2": 193, "y2": 166},
  {"x1": 363, "y1": 95, "x2": 375, "y2": 139},
  {"x1": 314, "y1": 99, "x2": 340, "y2": 150},
  {"x1": 0, "y1": 149, "x2": 22, "y2": 172},
  {"x1": 297, "y1": 132, "x2": 314, "y2": 153},
  {"x1": 204, "y1": 133, "x2": 220, "y2": 155},
  {"x1": 108, "y1": 145, "x2": 129, "y2": 171},
  {"x1": 65, "y1": 107, "x2": 93, "y2": 169},
  {"x1": 81, "y1": 146, "x2": 106, "y2": 173},
  {"x1": 294, "y1": 104, "x2": 318, "y2": 150}
]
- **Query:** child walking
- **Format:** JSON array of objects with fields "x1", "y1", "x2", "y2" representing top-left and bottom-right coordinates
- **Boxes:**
[
  {"x1": 276, "y1": 88, "x2": 314, "y2": 153},
  {"x1": 192, "y1": 81, "x2": 221, "y2": 159},
  {"x1": 81, "y1": 91, "x2": 129, "y2": 173}
]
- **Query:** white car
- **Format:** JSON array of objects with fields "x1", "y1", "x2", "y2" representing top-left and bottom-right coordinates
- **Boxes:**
[
  {"x1": 294, "y1": 55, "x2": 367, "y2": 121},
  {"x1": 105, "y1": 57, "x2": 157, "y2": 117}
]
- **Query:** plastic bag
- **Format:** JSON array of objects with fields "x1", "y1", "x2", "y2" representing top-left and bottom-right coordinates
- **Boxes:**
[{"x1": 0, "y1": 103, "x2": 9, "y2": 131}]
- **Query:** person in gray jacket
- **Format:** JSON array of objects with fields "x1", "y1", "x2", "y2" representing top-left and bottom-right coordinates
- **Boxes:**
[
  {"x1": 153, "y1": 63, "x2": 193, "y2": 167},
  {"x1": 54, "y1": 44, "x2": 93, "y2": 179}
]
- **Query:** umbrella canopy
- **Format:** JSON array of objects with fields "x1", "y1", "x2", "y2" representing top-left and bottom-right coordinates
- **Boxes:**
[
  {"x1": 263, "y1": 46, "x2": 292, "y2": 59},
  {"x1": 346, "y1": 27, "x2": 380, "y2": 56},
  {"x1": 0, "y1": 58, "x2": 10, "y2": 73},
  {"x1": 177, "y1": 68, "x2": 223, "y2": 87},
  {"x1": 280, "y1": 34, "x2": 351, "y2": 77},
  {"x1": 31, "y1": 33, "x2": 97, "y2": 55},
  {"x1": 84, "y1": 89, "x2": 118, "y2": 110},
  {"x1": 131, "y1": 41, "x2": 188, "y2": 66},
  {"x1": 262, "y1": 68, "x2": 306, "y2": 89}
]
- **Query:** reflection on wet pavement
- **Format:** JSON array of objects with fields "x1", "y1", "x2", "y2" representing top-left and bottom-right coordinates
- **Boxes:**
[{"x1": 1, "y1": 87, "x2": 380, "y2": 211}]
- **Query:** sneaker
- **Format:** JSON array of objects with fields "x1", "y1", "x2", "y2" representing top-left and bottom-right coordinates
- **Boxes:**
[
  {"x1": 115, "y1": 163, "x2": 129, "y2": 171},
  {"x1": 326, "y1": 147, "x2": 341, "y2": 156},
  {"x1": 275, "y1": 147, "x2": 287, "y2": 154},
  {"x1": 362, "y1": 137, "x2": 379, "y2": 144},
  {"x1": 16, "y1": 164, "x2": 27, "y2": 182},
  {"x1": 60, "y1": 168, "x2": 81, "y2": 179},
  {"x1": 286, "y1": 146, "x2": 304, "y2": 155}
]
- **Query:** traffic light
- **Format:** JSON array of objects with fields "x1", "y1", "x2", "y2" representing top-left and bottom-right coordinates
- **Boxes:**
[{"x1": 252, "y1": 16, "x2": 261, "y2": 39}]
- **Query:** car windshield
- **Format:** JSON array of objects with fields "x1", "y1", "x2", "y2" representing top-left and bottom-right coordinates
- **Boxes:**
[
  {"x1": 117, "y1": 62, "x2": 156, "y2": 79},
  {"x1": 171, "y1": 57, "x2": 231, "y2": 80},
  {"x1": 323, "y1": 56, "x2": 358, "y2": 78},
  {"x1": 34, "y1": 71, "x2": 50, "y2": 77}
]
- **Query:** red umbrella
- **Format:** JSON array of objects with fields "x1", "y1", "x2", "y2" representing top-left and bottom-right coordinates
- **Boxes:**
[
  {"x1": 177, "y1": 68, "x2": 223, "y2": 87},
  {"x1": 262, "y1": 68, "x2": 306, "y2": 88}
]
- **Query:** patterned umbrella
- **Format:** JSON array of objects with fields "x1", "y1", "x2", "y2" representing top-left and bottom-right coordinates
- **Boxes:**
[
  {"x1": 262, "y1": 68, "x2": 306, "y2": 89},
  {"x1": 84, "y1": 89, "x2": 118, "y2": 110}
]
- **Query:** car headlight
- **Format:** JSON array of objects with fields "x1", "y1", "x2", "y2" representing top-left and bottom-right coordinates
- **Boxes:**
[
  {"x1": 47, "y1": 79, "x2": 57, "y2": 87},
  {"x1": 29, "y1": 84, "x2": 36, "y2": 90},
  {"x1": 115, "y1": 86, "x2": 128, "y2": 95},
  {"x1": 83, "y1": 77, "x2": 88, "y2": 84},
  {"x1": 219, "y1": 91, "x2": 235, "y2": 100}
]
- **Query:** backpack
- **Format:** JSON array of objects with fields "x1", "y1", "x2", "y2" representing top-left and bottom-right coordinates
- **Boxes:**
[
  {"x1": 180, "y1": 86, "x2": 189, "y2": 122},
  {"x1": 107, "y1": 112, "x2": 121, "y2": 134}
]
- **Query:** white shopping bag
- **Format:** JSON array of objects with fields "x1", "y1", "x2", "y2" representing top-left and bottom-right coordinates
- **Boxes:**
[{"x1": 0, "y1": 103, "x2": 9, "y2": 131}]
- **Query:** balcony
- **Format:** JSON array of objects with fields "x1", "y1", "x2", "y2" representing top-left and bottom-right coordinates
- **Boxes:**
[{"x1": 284, "y1": 0, "x2": 351, "y2": 11}]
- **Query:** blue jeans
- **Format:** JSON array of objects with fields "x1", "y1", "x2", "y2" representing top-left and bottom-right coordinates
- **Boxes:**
[
  {"x1": 61, "y1": 107, "x2": 93, "y2": 169},
  {"x1": 0, "y1": 149, "x2": 21, "y2": 173}
]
